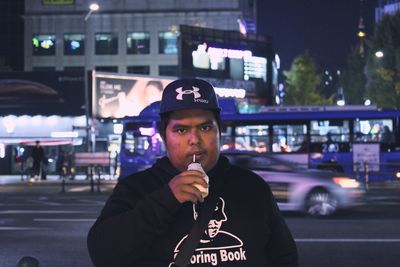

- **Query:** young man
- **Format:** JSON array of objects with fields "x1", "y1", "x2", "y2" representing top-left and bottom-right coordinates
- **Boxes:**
[{"x1": 87, "y1": 78, "x2": 298, "y2": 267}]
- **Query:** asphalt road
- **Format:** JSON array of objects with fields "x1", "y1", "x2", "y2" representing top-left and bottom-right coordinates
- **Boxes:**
[{"x1": 0, "y1": 189, "x2": 399, "y2": 267}]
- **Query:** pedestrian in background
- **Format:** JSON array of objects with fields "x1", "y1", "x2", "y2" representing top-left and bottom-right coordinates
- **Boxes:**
[{"x1": 31, "y1": 140, "x2": 45, "y2": 180}]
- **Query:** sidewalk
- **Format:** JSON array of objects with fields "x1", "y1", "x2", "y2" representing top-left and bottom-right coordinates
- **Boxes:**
[{"x1": 0, "y1": 175, "x2": 117, "y2": 194}]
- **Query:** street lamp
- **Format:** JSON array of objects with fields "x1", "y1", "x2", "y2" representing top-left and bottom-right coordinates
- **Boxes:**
[
  {"x1": 375, "y1": 51, "x2": 384, "y2": 58},
  {"x1": 84, "y1": 3, "x2": 99, "y2": 152},
  {"x1": 84, "y1": 3, "x2": 99, "y2": 21}
]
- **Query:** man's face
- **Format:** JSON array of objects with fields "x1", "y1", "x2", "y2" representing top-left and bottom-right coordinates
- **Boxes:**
[{"x1": 164, "y1": 109, "x2": 220, "y2": 172}]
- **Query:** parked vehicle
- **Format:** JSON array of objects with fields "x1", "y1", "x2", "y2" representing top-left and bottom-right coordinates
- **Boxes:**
[{"x1": 222, "y1": 150, "x2": 365, "y2": 217}]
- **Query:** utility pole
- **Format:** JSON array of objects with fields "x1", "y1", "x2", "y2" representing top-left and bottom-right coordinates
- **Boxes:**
[{"x1": 83, "y1": 3, "x2": 99, "y2": 152}]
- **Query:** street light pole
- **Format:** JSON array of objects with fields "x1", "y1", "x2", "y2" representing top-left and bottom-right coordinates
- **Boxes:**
[{"x1": 84, "y1": 3, "x2": 99, "y2": 152}]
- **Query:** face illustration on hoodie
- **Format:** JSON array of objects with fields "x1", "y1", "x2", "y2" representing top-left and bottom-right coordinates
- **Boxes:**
[{"x1": 193, "y1": 197, "x2": 227, "y2": 240}]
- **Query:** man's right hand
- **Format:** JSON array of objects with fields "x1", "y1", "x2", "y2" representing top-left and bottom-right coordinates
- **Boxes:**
[{"x1": 168, "y1": 170, "x2": 208, "y2": 204}]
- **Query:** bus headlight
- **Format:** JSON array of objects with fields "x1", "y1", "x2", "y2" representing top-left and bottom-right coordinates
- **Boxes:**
[
  {"x1": 396, "y1": 171, "x2": 400, "y2": 179},
  {"x1": 333, "y1": 177, "x2": 360, "y2": 188}
]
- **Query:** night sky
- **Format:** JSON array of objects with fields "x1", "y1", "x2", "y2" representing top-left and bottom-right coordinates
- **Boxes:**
[{"x1": 257, "y1": 0, "x2": 378, "y2": 72}]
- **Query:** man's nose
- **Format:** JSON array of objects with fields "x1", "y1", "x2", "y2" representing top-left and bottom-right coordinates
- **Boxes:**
[{"x1": 188, "y1": 129, "x2": 201, "y2": 145}]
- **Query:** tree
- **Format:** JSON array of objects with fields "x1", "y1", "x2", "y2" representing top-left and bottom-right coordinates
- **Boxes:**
[
  {"x1": 366, "y1": 11, "x2": 400, "y2": 108},
  {"x1": 341, "y1": 46, "x2": 367, "y2": 104},
  {"x1": 283, "y1": 52, "x2": 331, "y2": 105}
]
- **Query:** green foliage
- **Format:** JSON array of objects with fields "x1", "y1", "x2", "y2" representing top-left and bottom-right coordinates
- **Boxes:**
[
  {"x1": 341, "y1": 46, "x2": 366, "y2": 104},
  {"x1": 283, "y1": 52, "x2": 331, "y2": 105},
  {"x1": 366, "y1": 11, "x2": 400, "y2": 108}
]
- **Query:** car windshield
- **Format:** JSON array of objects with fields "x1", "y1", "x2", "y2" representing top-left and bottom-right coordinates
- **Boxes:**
[{"x1": 222, "y1": 152, "x2": 304, "y2": 172}]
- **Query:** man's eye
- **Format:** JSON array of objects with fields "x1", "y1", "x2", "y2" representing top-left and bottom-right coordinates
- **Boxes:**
[
  {"x1": 201, "y1": 125, "x2": 212, "y2": 131},
  {"x1": 176, "y1": 128, "x2": 187, "y2": 134}
]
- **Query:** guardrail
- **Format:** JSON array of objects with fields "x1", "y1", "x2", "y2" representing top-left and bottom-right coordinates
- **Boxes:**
[{"x1": 61, "y1": 152, "x2": 111, "y2": 193}]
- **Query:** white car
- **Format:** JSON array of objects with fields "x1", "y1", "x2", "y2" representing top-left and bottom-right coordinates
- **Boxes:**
[{"x1": 223, "y1": 151, "x2": 365, "y2": 217}]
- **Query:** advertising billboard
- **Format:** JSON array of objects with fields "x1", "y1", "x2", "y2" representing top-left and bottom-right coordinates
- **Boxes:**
[
  {"x1": 93, "y1": 72, "x2": 174, "y2": 119},
  {"x1": 179, "y1": 25, "x2": 275, "y2": 104}
]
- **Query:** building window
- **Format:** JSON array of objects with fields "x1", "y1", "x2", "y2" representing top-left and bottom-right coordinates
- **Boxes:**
[
  {"x1": 33, "y1": 67, "x2": 56, "y2": 72},
  {"x1": 95, "y1": 66, "x2": 118, "y2": 73},
  {"x1": 95, "y1": 33, "x2": 118, "y2": 55},
  {"x1": 64, "y1": 66, "x2": 84, "y2": 72},
  {"x1": 64, "y1": 34, "x2": 85, "y2": 55},
  {"x1": 32, "y1": 34, "x2": 56, "y2": 55},
  {"x1": 158, "y1": 32, "x2": 178, "y2": 54},
  {"x1": 127, "y1": 32, "x2": 150, "y2": 54},
  {"x1": 159, "y1": 65, "x2": 178, "y2": 76},
  {"x1": 127, "y1": 66, "x2": 150, "y2": 75}
]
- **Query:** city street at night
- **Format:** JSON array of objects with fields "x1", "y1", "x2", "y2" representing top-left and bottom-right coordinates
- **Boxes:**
[{"x1": 0, "y1": 183, "x2": 399, "y2": 267}]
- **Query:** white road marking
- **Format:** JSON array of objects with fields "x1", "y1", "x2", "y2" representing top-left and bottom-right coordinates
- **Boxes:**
[
  {"x1": 77, "y1": 199, "x2": 105, "y2": 205},
  {"x1": 34, "y1": 218, "x2": 96, "y2": 222},
  {"x1": 0, "y1": 226, "x2": 49, "y2": 231},
  {"x1": 295, "y1": 238, "x2": 400, "y2": 242},
  {"x1": 28, "y1": 199, "x2": 62, "y2": 206},
  {"x1": 0, "y1": 210, "x2": 94, "y2": 214}
]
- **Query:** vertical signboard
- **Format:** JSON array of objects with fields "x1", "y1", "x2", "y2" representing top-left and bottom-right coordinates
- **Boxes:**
[{"x1": 352, "y1": 143, "x2": 380, "y2": 172}]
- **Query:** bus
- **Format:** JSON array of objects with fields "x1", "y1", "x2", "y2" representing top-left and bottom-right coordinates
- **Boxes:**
[{"x1": 119, "y1": 99, "x2": 400, "y2": 182}]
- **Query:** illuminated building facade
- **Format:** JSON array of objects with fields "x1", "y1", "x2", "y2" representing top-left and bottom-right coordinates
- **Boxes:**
[{"x1": 24, "y1": 0, "x2": 257, "y2": 76}]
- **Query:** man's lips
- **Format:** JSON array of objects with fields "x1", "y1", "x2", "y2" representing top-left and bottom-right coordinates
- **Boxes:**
[{"x1": 189, "y1": 151, "x2": 206, "y2": 161}]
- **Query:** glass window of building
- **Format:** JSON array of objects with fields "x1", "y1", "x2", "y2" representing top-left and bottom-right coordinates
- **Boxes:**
[
  {"x1": 32, "y1": 34, "x2": 56, "y2": 55},
  {"x1": 158, "y1": 31, "x2": 178, "y2": 54},
  {"x1": 127, "y1": 66, "x2": 150, "y2": 75},
  {"x1": 33, "y1": 66, "x2": 56, "y2": 71},
  {"x1": 64, "y1": 66, "x2": 84, "y2": 72},
  {"x1": 127, "y1": 32, "x2": 150, "y2": 54},
  {"x1": 95, "y1": 66, "x2": 118, "y2": 73},
  {"x1": 272, "y1": 124, "x2": 307, "y2": 152},
  {"x1": 64, "y1": 34, "x2": 85, "y2": 55},
  {"x1": 95, "y1": 33, "x2": 118, "y2": 55},
  {"x1": 159, "y1": 65, "x2": 178, "y2": 76},
  {"x1": 235, "y1": 125, "x2": 269, "y2": 152}
]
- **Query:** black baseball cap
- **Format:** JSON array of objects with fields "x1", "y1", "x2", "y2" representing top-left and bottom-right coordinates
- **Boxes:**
[{"x1": 159, "y1": 78, "x2": 220, "y2": 115}]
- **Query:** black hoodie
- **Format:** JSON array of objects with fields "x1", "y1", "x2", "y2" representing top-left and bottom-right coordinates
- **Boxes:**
[{"x1": 87, "y1": 156, "x2": 298, "y2": 267}]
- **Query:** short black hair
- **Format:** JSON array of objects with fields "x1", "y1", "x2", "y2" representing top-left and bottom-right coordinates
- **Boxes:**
[{"x1": 158, "y1": 110, "x2": 222, "y2": 141}]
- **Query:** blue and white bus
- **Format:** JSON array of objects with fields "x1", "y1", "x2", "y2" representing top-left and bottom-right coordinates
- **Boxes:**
[{"x1": 119, "y1": 100, "x2": 400, "y2": 182}]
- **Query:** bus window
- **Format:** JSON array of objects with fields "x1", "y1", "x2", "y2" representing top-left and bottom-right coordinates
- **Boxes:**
[
  {"x1": 353, "y1": 118, "x2": 395, "y2": 151},
  {"x1": 235, "y1": 125, "x2": 269, "y2": 152},
  {"x1": 122, "y1": 122, "x2": 165, "y2": 156},
  {"x1": 272, "y1": 124, "x2": 307, "y2": 152},
  {"x1": 124, "y1": 131, "x2": 151, "y2": 156},
  {"x1": 221, "y1": 125, "x2": 233, "y2": 150},
  {"x1": 353, "y1": 118, "x2": 393, "y2": 142},
  {"x1": 310, "y1": 120, "x2": 350, "y2": 152}
]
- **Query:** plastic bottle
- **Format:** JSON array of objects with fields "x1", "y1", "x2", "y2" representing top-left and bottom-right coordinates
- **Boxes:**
[{"x1": 187, "y1": 154, "x2": 209, "y2": 198}]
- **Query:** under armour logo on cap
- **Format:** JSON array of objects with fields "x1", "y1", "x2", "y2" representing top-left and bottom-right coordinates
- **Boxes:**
[
  {"x1": 175, "y1": 86, "x2": 201, "y2": 100},
  {"x1": 159, "y1": 78, "x2": 221, "y2": 114}
]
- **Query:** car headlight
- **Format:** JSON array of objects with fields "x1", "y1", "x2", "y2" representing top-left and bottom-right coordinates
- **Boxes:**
[{"x1": 332, "y1": 177, "x2": 360, "y2": 188}]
